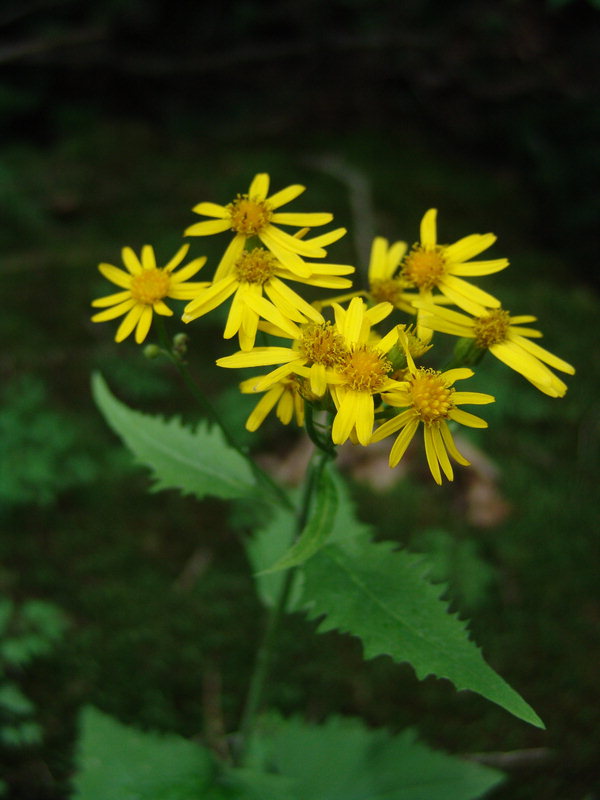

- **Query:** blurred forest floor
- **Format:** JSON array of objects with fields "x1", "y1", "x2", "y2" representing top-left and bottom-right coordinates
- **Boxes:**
[{"x1": 1, "y1": 116, "x2": 599, "y2": 799}]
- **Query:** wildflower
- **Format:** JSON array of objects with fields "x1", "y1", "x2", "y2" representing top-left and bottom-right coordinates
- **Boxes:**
[
  {"x1": 415, "y1": 302, "x2": 575, "y2": 397},
  {"x1": 373, "y1": 329, "x2": 494, "y2": 484},
  {"x1": 327, "y1": 298, "x2": 405, "y2": 446},
  {"x1": 182, "y1": 246, "x2": 353, "y2": 352},
  {"x1": 184, "y1": 173, "x2": 341, "y2": 277},
  {"x1": 91, "y1": 245, "x2": 207, "y2": 344},
  {"x1": 240, "y1": 375, "x2": 305, "y2": 432},
  {"x1": 401, "y1": 209, "x2": 508, "y2": 315},
  {"x1": 216, "y1": 320, "x2": 349, "y2": 396}
]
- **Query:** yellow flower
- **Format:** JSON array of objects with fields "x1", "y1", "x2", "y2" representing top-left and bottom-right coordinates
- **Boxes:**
[
  {"x1": 372, "y1": 329, "x2": 495, "y2": 484},
  {"x1": 401, "y1": 209, "x2": 508, "y2": 315},
  {"x1": 184, "y1": 173, "x2": 342, "y2": 278},
  {"x1": 415, "y1": 302, "x2": 575, "y2": 397},
  {"x1": 327, "y1": 298, "x2": 405, "y2": 446},
  {"x1": 91, "y1": 244, "x2": 207, "y2": 343},
  {"x1": 182, "y1": 246, "x2": 354, "y2": 352},
  {"x1": 216, "y1": 320, "x2": 349, "y2": 396},
  {"x1": 240, "y1": 375, "x2": 305, "y2": 432}
]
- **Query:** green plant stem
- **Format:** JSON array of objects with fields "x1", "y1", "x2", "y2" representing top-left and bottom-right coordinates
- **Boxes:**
[
  {"x1": 154, "y1": 318, "x2": 292, "y2": 510},
  {"x1": 237, "y1": 448, "x2": 332, "y2": 763}
]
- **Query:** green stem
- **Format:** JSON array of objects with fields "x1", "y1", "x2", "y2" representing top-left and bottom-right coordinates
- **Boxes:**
[
  {"x1": 154, "y1": 318, "x2": 292, "y2": 510},
  {"x1": 236, "y1": 448, "x2": 332, "y2": 763}
]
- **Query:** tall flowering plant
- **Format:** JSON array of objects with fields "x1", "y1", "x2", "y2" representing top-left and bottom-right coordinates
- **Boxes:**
[{"x1": 78, "y1": 174, "x2": 574, "y2": 799}]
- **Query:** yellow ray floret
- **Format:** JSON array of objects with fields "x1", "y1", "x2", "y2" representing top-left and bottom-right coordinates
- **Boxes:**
[
  {"x1": 183, "y1": 246, "x2": 354, "y2": 352},
  {"x1": 91, "y1": 244, "x2": 208, "y2": 344},
  {"x1": 184, "y1": 173, "x2": 343, "y2": 278},
  {"x1": 414, "y1": 301, "x2": 575, "y2": 397},
  {"x1": 400, "y1": 209, "x2": 509, "y2": 316},
  {"x1": 373, "y1": 329, "x2": 495, "y2": 484}
]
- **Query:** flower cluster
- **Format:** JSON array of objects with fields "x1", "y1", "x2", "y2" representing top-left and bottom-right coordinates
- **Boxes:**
[{"x1": 92, "y1": 173, "x2": 575, "y2": 484}]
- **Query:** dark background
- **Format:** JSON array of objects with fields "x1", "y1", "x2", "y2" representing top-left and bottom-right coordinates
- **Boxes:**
[{"x1": 1, "y1": 1, "x2": 599, "y2": 798}]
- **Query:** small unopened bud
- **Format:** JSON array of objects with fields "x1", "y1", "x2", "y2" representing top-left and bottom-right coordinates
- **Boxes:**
[
  {"x1": 173, "y1": 332, "x2": 189, "y2": 355},
  {"x1": 143, "y1": 344, "x2": 161, "y2": 359}
]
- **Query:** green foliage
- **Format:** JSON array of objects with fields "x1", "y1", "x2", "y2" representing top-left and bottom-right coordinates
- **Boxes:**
[
  {"x1": 242, "y1": 714, "x2": 504, "y2": 800},
  {"x1": 0, "y1": 376, "x2": 98, "y2": 507},
  {"x1": 92, "y1": 373, "x2": 256, "y2": 502},
  {"x1": 73, "y1": 707, "x2": 215, "y2": 799},
  {"x1": 302, "y1": 537, "x2": 543, "y2": 728},
  {"x1": 0, "y1": 598, "x2": 67, "y2": 748},
  {"x1": 260, "y1": 462, "x2": 339, "y2": 573}
]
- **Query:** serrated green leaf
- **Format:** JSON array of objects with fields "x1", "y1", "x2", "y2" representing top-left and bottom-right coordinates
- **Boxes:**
[
  {"x1": 250, "y1": 714, "x2": 504, "y2": 800},
  {"x1": 92, "y1": 372, "x2": 256, "y2": 502},
  {"x1": 301, "y1": 539, "x2": 544, "y2": 728},
  {"x1": 260, "y1": 464, "x2": 339, "y2": 573},
  {"x1": 73, "y1": 707, "x2": 214, "y2": 800}
]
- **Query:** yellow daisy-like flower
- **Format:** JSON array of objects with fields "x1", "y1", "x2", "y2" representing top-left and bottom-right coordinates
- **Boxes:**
[
  {"x1": 216, "y1": 320, "x2": 349, "y2": 397},
  {"x1": 414, "y1": 302, "x2": 575, "y2": 397},
  {"x1": 373, "y1": 330, "x2": 495, "y2": 484},
  {"x1": 327, "y1": 298, "x2": 406, "y2": 446},
  {"x1": 184, "y1": 173, "x2": 339, "y2": 278},
  {"x1": 401, "y1": 209, "x2": 509, "y2": 315},
  {"x1": 182, "y1": 246, "x2": 354, "y2": 352},
  {"x1": 91, "y1": 244, "x2": 207, "y2": 344},
  {"x1": 240, "y1": 375, "x2": 305, "y2": 432}
]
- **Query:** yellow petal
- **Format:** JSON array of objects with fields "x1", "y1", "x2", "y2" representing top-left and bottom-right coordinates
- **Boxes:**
[
  {"x1": 420, "y1": 209, "x2": 437, "y2": 249},
  {"x1": 448, "y1": 408, "x2": 488, "y2": 428},
  {"x1": 91, "y1": 290, "x2": 131, "y2": 308},
  {"x1": 191, "y1": 202, "x2": 229, "y2": 218},
  {"x1": 249, "y1": 173, "x2": 270, "y2": 200},
  {"x1": 439, "y1": 421, "x2": 470, "y2": 465},
  {"x1": 266, "y1": 184, "x2": 305, "y2": 209},
  {"x1": 424, "y1": 425, "x2": 442, "y2": 485},
  {"x1": 431, "y1": 424, "x2": 453, "y2": 481},
  {"x1": 184, "y1": 218, "x2": 231, "y2": 236},
  {"x1": 121, "y1": 247, "x2": 143, "y2": 275},
  {"x1": 115, "y1": 305, "x2": 144, "y2": 342},
  {"x1": 98, "y1": 263, "x2": 132, "y2": 289},
  {"x1": 388, "y1": 418, "x2": 419, "y2": 466},
  {"x1": 134, "y1": 306, "x2": 154, "y2": 343},
  {"x1": 163, "y1": 244, "x2": 190, "y2": 272},
  {"x1": 444, "y1": 233, "x2": 497, "y2": 263},
  {"x1": 271, "y1": 212, "x2": 333, "y2": 227},
  {"x1": 91, "y1": 298, "x2": 136, "y2": 322}
]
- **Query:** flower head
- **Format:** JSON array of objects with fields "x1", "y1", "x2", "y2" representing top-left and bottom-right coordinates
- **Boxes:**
[
  {"x1": 182, "y1": 246, "x2": 354, "y2": 352},
  {"x1": 373, "y1": 329, "x2": 495, "y2": 484},
  {"x1": 216, "y1": 320, "x2": 349, "y2": 397},
  {"x1": 327, "y1": 298, "x2": 405, "y2": 446},
  {"x1": 415, "y1": 302, "x2": 575, "y2": 397},
  {"x1": 240, "y1": 375, "x2": 305, "y2": 432},
  {"x1": 91, "y1": 245, "x2": 207, "y2": 343},
  {"x1": 184, "y1": 173, "x2": 343, "y2": 278},
  {"x1": 401, "y1": 209, "x2": 508, "y2": 316}
]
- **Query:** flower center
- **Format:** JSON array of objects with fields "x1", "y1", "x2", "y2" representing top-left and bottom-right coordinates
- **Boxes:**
[
  {"x1": 370, "y1": 278, "x2": 408, "y2": 307},
  {"x1": 402, "y1": 246, "x2": 447, "y2": 291},
  {"x1": 409, "y1": 368, "x2": 454, "y2": 423},
  {"x1": 228, "y1": 195, "x2": 273, "y2": 235},
  {"x1": 299, "y1": 322, "x2": 348, "y2": 367},
  {"x1": 339, "y1": 346, "x2": 391, "y2": 393},
  {"x1": 130, "y1": 269, "x2": 170, "y2": 305},
  {"x1": 234, "y1": 248, "x2": 277, "y2": 284},
  {"x1": 473, "y1": 309, "x2": 511, "y2": 348}
]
